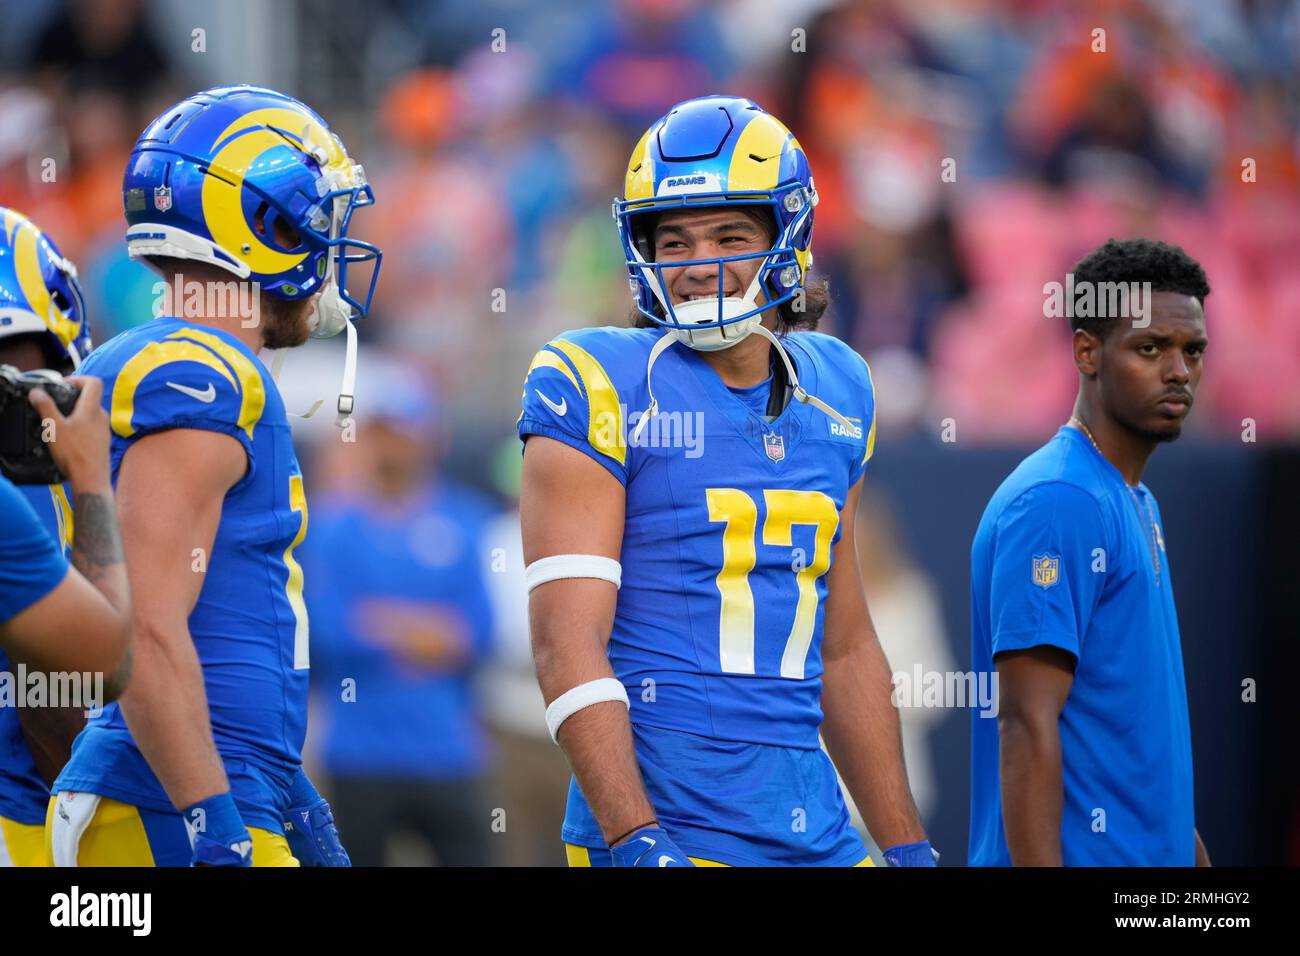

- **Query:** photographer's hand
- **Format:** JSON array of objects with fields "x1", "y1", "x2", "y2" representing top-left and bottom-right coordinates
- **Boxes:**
[
  {"x1": 28, "y1": 376, "x2": 111, "y2": 493},
  {"x1": 11, "y1": 374, "x2": 134, "y2": 699}
]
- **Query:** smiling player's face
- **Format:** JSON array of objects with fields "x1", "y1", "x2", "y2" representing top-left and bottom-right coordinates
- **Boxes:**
[
  {"x1": 1098, "y1": 291, "x2": 1207, "y2": 443},
  {"x1": 652, "y1": 207, "x2": 772, "y2": 311}
]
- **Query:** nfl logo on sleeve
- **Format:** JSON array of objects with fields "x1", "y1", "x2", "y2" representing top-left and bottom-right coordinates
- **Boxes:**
[
  {"x1": 1032, "y1": 552, "x2": 1061, "y2": 589},
  {"x1": 764, "y1": 432, "x2": 785, "y2": 462}
]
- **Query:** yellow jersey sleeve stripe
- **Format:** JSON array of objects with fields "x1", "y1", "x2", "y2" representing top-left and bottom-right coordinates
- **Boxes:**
[
  {"x1": 166, "y1": 328, "x2": 267, "y2": 437},
  {"x1": 50, "y1": 484, "x2": 73, "y2": 556},
  {"x1": 525, "y1": 347, "x2": 581, "y2": 392},
  {"x1": 110, "y1": 340, "x2": 238, "y2": 438},
  {"x1": 547, "y1": 339, "x2": 626, "y2": 467},
  {"x1": 862, "y1": 357, "x2": 877, "y2": 466}
]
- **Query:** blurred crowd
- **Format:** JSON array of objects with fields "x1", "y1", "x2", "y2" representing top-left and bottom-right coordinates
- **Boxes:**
[
  {"x1": 2, "y1": 0, "x2": 1296, "y2": 864},
  {"x1": 4, "y1": 0, "x2": 1299, "y2": 449}
]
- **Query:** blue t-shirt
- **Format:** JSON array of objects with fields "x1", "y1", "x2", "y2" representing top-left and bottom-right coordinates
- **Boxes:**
[
  {"x1": 0, "y1": 478, "x2": 68, "y2": 625},
  {"x1": 0, "y1": 480, "x2": 70, "y2": 824},
  {"x1": 302, "y1": 480, "x2": 496, "y2": 779},
  {"x1": 969, "y1": 425, "x2": 1195, "y2": 866}
]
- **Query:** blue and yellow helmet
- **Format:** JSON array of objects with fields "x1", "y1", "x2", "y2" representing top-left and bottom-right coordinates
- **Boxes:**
[
  {"x1": 123, "y1": 85, "x2": 380, "y2": 338},
  {"x1": 0, "y1": 207, "x2": 90, "y2": 372},
  {"x1": 614, "y1": 95, "x2": 817, "y2": 348}
]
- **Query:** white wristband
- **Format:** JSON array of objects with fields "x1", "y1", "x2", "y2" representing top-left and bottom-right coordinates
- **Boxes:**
[
  {"x1": 545, "y1": 677, "x2": 630, "y2": 743},
  {"x1": 525, "y1": 554, "x2": 621, "y2": 592}
]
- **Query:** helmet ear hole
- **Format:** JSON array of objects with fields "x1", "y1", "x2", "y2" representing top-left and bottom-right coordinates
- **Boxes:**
[
  {"x1": 272, "y1": 217, "x2": 302, "y2": 251},
  {"x1": 253, "y1": 201, "x2": 304, "y2": 252}
]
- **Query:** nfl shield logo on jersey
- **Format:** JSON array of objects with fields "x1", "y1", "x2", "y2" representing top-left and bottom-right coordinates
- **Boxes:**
[
  {"x1": 764, "y1": 432, "x2": 785, "y2": 462},
  {"x1": 153, "y1": 185, "x2": 172, "y2": 212},
  {"x1": 1032, "y1": 552, "x2": 1060, "y2": 589}
]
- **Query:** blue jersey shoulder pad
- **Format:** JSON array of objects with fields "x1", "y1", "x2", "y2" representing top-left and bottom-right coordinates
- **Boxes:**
[
  {"x1": 85, "y1": 320, "x2": 268, "y2": 449},
  {"x1": 786, "y1": 331, "x2": 877, "y2": 477},
  {"x1": 518, "y1": 326, "x2": 660, "y2": 483}
]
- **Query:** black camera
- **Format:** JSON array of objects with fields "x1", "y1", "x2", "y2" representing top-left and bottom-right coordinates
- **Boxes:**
[{"x1": 0, "y1": 365, "x2": 81, "y2": 485}]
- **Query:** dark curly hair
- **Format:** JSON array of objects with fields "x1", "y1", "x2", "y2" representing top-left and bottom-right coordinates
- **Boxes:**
[{"x1": 1069, "y1": 238, "x2": 1210, "y2": 340}]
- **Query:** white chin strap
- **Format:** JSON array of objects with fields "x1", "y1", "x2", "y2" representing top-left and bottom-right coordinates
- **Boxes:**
[
  {"x1": 630, "y1": 321, "x2": 856, "y2": 446},
  {"x1": 273, "y1": 235, "x2": 360, "y2": 425},
  {"x1": 272, "y1": 313, "x2": 358, "y2": 426},
  {"x1": 750, "y1": 323, "x2": 856, "y2": 432}
]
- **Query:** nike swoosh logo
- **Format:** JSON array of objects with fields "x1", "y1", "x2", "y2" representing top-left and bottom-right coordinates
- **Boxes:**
[
  {"x1": 536, "y1": 389, "x2": 567, "y2": 416},
  {"x1": 166, "y1": 381, "x2": 217, "y2": 403}
]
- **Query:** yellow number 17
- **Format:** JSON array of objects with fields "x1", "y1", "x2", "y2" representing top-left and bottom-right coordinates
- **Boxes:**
[
  {"x1": 285, "y1": 473, "x2": 309, "y2": 670},
  {"x1": 705, "y1": 488, "x2": 839, "y2": 680}
]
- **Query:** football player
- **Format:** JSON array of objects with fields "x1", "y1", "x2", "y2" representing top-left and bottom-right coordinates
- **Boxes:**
[
  {"x1": 46, "y1": 86, "x2": 378, "y2": 867},
  {"x1": 0, "y1": 207, "x2": 131, "y2": 866},
  {"x1": 518, "y1": 95, "x2": 936, "y2": 866}
]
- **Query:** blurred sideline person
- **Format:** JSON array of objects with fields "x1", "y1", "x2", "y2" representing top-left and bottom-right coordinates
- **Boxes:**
[
  {"x1": 839, "y1": 488, "x2": 953, "y2": 836},
  {"x1": 48, "y1": 86, "x2": 377, "y2": 867},
  {"x1": 519, "y1": 96, "x2": 934, "y2": 866},
  {"x1": 0, "y1": 212, "x2": 134, "y2": 867},
  {"x1": 479, "y1": 438, "x2": 570, "y2": 867},
  {"x1": 304, "y1": 365, "x2": 498, "y2": 866},
  {"x1": 970, "y1": 238, "x2": 1211, "y2": 866}
]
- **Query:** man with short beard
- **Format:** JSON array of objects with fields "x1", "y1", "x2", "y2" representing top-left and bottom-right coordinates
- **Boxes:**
[
  {"x1": 969, "y1": 238, "x2": 1212, "y2": 866},
  {"x1": 47, "y1": 86, "x2": 380, "y2": 867}
]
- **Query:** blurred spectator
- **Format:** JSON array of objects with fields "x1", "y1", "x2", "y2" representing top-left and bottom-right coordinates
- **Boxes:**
[
  {"x1": 836, "y1": 487, "x2": 953, "y2": 836},
  {"x1": 546, "y1": 0, "x2": 736, "y2": 129},
  {"x1": 302, "y1": 363, "x2": 499, "y2": 866},
  {"x1": 478, "y1": 438, "x2": 571, "y2": 867},
  {"x1": 366, "y1": 67, "x2": 513, "y2": 379},
  {"x1": 28, "y1": 0, "x2": 168, "y2": 105}
]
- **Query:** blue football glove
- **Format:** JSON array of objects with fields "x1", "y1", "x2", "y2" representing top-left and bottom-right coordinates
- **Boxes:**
[
  {"x1": 283, "y1": 769, "x2": 350, "y2": 867},
  {"x1": 183, "y1": 793, "x2": 253, "y2": 867},
  {"x1": 883, "y1": 839, "x2": 940, "y2": 867},
  {"x1": 610, "y1": 826, "x2": 695, "y2": 867}
]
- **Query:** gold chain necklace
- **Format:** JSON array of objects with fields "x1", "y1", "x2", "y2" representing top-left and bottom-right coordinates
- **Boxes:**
[{"x1": 1068, "y1": 416, "x2": 1161, "y2": 580}]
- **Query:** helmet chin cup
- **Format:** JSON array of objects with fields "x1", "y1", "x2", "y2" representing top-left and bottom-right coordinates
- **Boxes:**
[
  {"x1": 307, "y1": 277, "x2": 351, "y2": 339},
  {"x1": 674, "y1": 298, "x2": 762, "y2": 351}
]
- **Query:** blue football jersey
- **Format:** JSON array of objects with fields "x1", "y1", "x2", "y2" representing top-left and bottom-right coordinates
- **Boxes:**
[
  {"x1": 519, "y1": 326, "x2": 876, "y2": 864},
  {"x1": 54, "y1": 316, "x2": 310, "y2": 833},
  {"x1": 0, "y1": 483, "x2": 71, "y2": 826}
]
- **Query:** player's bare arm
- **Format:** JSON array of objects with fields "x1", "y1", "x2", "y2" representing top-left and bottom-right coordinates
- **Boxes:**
[
  {"x1": 111, "y1": 426, "x2": 246, "y2": 810},
  {"x1": 521, "y1": 434, "x2": 657, "y2": 844},
  {"x1": 1194, "y1": 828, "x2": 1211, "y2": 866},
  {"x1": 15, "y1": 705, "x2": 86, "y2": 788},
  {"x1": 820, "y1": 476, "x2": 928, "y2": 851},
  {"x1": 995, "y1": 645, "x2": 1075, "y2": 866},
  {"x1": 2, "y1": 377, "x2": 132, "y2": 687}
]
